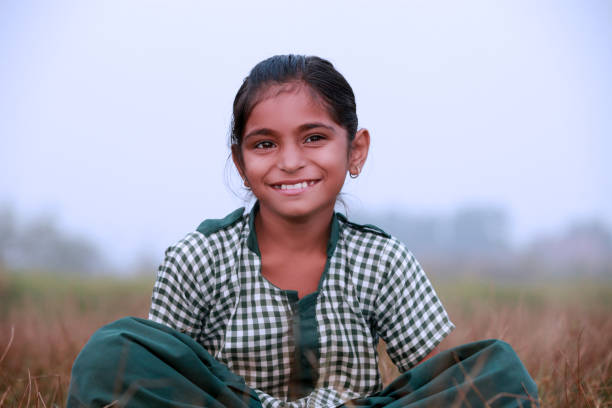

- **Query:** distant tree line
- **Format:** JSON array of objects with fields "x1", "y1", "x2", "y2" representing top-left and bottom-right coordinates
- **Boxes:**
[
  {"x1": 355, "y1": 207, "x2": 612, "y2": 278},
  {"x1": 0, "y1": 204, "x2": 107, "y2": 274},
  {"x1": 355, "y1": 207, "x2": 510, "y2": 257},
  {"x1": 1, "y1": 203, "x2": 610, "y2": 277}
]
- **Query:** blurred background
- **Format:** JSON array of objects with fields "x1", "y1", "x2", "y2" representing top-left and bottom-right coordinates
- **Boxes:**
[
  {"x1": 1, "y1": 0, "x2": 610, "y2": 276},
  {"x1": 0, "y1": 1, "x2": 611, "y2": 406}
]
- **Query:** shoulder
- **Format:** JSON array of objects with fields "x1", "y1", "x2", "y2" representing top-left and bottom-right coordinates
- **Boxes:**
[
  {"x1": 337, "y1": 213, "x2": 403, "y2": 257},
  {"x1": 196, "y1": 207, "x2": 247, "y2": 237},
  {"x1": 336, "y1": 213, "x2": 416, "y2": 268},
  {"x1": 336, "y1": 213, "x2": 391, "y2": 239},
  {"x1": 162, "y1": 207, "x2": 248, "y2": 266}
]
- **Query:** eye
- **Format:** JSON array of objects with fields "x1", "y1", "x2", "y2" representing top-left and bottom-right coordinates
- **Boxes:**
[
  {"x1": 304, "y1": 134, "x2": 325, "y2": 143},
  {"x1": 254, "y1": 140, "x2": 275, "y2": 149}
]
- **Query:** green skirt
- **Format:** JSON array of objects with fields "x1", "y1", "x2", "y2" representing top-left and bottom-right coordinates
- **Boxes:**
[{"x1": 67, "y1": 317, "x2": 538, "y2": 407}]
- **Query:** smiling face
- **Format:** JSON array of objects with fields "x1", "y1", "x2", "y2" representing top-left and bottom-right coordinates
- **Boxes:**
[{"x1": 233, "y1": 82, "x2": 368, "y2": 222}]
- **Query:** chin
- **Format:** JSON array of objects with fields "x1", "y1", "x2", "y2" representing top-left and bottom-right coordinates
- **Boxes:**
[{"x1": 269, "y1": 202, "x2": 334, "y2": 222}]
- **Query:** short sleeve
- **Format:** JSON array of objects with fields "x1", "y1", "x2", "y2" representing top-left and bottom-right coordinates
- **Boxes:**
[
  {"x1": 148, "y1": 232, "x2": 215, "y2": 340},
  {"x1": 374, "y1": 239, "x2": 454, "y2": 372}
]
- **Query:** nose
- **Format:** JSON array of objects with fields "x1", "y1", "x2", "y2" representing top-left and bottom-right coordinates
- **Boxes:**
[{"x1": 277, "y1": 143, "x2": 305, "y2": 173}]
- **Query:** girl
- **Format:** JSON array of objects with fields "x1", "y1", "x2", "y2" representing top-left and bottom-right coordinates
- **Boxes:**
[{"x1": 68, "y1": 55, "x2": 538, "y2": 407}]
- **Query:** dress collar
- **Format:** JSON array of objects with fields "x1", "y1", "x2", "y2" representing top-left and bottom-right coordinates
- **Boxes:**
[{"x1": 246, "y1": 202, "x2": 340, "y2": 259}]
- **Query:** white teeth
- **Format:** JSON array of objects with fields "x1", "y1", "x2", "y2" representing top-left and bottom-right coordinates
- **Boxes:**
[{"x1": 278, "y1": 181, "x2": 310, "y2": 190}]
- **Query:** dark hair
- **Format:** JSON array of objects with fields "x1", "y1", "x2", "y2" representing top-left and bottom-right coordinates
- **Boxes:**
[{"x1": 230, "y1": 55, "x2": 358, "y2": 163}]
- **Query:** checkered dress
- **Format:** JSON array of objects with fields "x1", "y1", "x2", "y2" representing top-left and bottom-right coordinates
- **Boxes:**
[{"x1": 149, "y1": 205, "x2": 454, "y2": 408}]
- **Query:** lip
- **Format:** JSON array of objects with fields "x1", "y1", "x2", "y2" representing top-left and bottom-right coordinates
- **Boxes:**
[{"x1": 269, "y1": 179, "x2": 320, "y2": 195}]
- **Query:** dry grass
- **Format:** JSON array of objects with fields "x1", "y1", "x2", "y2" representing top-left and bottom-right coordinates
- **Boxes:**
[
  {"x1": 378, "y1": 280, "x2": 612, "y2": 407},
  {"x1": 0, "y1": 272, "x2": 152, "y2": 408},
  {"x1": 1, "y1": 271, "x2": 611, "y2": 407}
]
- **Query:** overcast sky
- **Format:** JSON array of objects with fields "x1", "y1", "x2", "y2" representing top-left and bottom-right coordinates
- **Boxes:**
[{"x1": 1, "y1": 1, "x2": 611, "y2": 269}]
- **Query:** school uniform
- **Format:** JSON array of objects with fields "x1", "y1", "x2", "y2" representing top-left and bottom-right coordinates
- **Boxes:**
[{"x1": 67, "y1": 204, "x2": 539, "y2": 407}]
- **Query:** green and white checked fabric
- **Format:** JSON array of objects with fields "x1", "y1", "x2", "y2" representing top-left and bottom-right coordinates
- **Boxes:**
[{"x1": 149, "y1": 205, "x2": 454, "y2": 408}]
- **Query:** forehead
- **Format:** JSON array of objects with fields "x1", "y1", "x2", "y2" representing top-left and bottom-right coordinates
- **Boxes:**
[{"x1": 245, "y1": 82, "x2": 338, "y2": 129}]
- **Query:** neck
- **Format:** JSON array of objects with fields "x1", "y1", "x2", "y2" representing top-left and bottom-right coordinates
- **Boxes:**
[{"x1": 255, "y1": 205, "x2": 333, "y2": 254}]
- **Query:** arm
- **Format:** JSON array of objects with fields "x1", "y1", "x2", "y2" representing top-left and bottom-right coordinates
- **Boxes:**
[
  {"x1": 149, "y1": 232, "x2": 214, "y2": 340},
  {"x1": 374, "y1": 239, "x2": 454, "y2": 372}
]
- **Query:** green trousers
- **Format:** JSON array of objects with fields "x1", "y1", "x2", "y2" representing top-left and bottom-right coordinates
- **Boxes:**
[{"x1": 67, "y1": 317, "x2": 538, "y2": 407}]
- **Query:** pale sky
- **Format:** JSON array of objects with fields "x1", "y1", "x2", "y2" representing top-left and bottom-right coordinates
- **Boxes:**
[{"x1": 1, "y1": 1, "x2": 611, "y2": 269}]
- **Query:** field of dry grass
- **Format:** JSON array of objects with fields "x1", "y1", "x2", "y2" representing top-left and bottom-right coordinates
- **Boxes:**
[{"x1": 1, "y1": 271, "x2": 611, "y2": 407}]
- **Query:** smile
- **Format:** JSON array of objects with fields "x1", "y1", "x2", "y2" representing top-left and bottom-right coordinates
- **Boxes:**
[{"x1": 271, "y1": 180, "x2": 318, "y2": 192}]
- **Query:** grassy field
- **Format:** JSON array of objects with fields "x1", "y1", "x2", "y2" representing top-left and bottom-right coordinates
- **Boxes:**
[{"x1": 1, "y1": 271, "x2": 611, "y2": 407}]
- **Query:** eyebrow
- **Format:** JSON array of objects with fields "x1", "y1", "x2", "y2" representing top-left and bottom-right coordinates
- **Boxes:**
[
  {"x1": 298, "y1": 122, "x2": 336, "y2": 133},
  {"x1": 244, "y1": 122, "x2": 336, "y2": 141},
  {"x1": 243, "y1": 128, "x2": 275, "y2": 141}
]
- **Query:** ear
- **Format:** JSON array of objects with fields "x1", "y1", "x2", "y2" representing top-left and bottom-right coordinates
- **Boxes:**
[
  {"x1": 231, "y1": 144, "x2": 247, "y2": 181},
  {"x1": 348, "y1": 128, "x2": 370, "y2": 175}
]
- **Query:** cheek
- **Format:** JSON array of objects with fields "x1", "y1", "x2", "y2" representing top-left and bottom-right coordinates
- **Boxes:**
[
  {"x1": 320, "y1": 145, "x2": 351, "y2": 174},
  {"x1": 240, "y1": 151, "x2": 268, "y2": 179}
]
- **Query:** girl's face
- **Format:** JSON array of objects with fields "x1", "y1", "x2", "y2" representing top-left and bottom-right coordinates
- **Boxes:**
[{"x1": 234, "y1": 83, "x2": 368, "y2": 222}]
